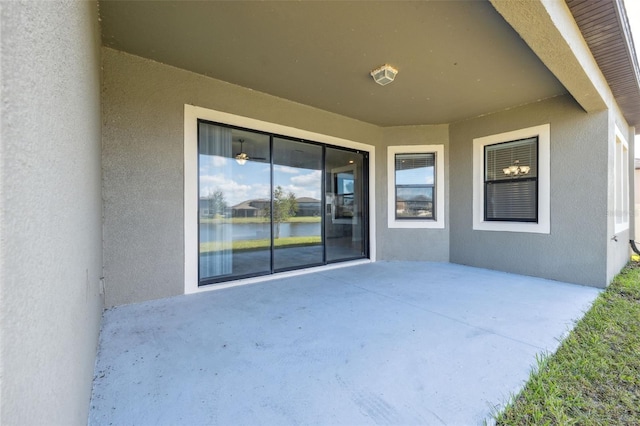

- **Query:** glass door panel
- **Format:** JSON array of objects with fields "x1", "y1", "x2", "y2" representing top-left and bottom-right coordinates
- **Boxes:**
[
  {"x1": 198, "y1": 121, "x2": 271, "y2": 283},
  {"x1": 198, "y1": 121, "x2": 369, "y2": 286},
  {"x1": 325, "y1": 147, "x2": 367, "y2": 262},
  {"x1": 272, "y1": 138, "x2": 323, "y2": 271}
]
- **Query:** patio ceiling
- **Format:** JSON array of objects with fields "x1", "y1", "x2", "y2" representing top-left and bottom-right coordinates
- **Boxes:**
[{"x1": 98, "y1": 0, "x2": 567, "y2": 127}]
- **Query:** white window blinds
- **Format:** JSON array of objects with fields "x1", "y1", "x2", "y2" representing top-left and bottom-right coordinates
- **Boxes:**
[{"x1": 484, "y1": 137, "x2": 538, "y2": 222}]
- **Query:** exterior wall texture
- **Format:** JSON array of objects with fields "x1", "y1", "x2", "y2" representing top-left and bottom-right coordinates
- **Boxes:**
[
  {"x1": 606, "y1": 108, "x2": 634, "y2": 283},
  {"x1": 0, "y1": 4, "x2": 635, "y2": 423},
  {"x1": 377, "y1": 126, "x2": 450, "y2": 261},
  {"x1": 102, "y1": 47, "x2": 382, "y2": 307},
  {"x1": 635, "y1": 167, "x2": 640, "y2": 244},
  {"x1": 449, "y1": 95, "x2": 610, "y2": 287},
  {"x1": 104, "y1": 47, "x2": 630, "y2": 304},
  {"x1": 0, "y1": 2, "x2": 103, "y2": 424}
]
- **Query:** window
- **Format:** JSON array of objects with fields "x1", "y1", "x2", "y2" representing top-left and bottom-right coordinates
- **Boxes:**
[
  {"x1": 614, "y1": 126, "x2": 629, "y2": 232},
  {"x1": 387, "y1": 145, "x2": 445, "y2": 229},
  {"x1": 473, "y1": 124, "x2": 550, "y2": 234},
  {"x1": 395, "y1": 153, "x2": 435, "y2": 219},
  {"x1": 185, "y1": 105, "x2": 377, "y2": 294},
  {"x1": 484, "y1": 137, "x2": 538, "y2": 222},
  {"x1": 196, "y1": 120, "x2": 369, "y2": 286}
]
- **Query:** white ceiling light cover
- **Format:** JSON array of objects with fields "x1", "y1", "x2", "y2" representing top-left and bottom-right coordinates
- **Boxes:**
[{"x1": 370, "y1": 64, "x2": 398, "y2": 86}]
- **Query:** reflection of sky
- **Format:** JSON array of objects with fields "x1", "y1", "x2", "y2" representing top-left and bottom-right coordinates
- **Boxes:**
[
  {"x1": 199, "y1": 155, "x2": 322, "y2": 205},
  {"x1": 396, "y1": 166, "x2": 434, "y2": 185}
]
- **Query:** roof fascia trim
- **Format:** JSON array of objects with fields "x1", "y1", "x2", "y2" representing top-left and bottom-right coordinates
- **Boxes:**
[
  {"x1": 490, "y1": 0, "x2": 608, "y2": 113},
  {"x1": 615, "y1": 0, "x2": 640, "y2": 91}
]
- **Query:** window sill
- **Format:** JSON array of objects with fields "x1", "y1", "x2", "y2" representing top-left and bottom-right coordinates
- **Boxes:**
[
  {"x1": 473, "y1": 220, "x2": 549, "y2": 234},
  {"x1": 388, "y1": 218, "x2": 445, "y2": 229}
]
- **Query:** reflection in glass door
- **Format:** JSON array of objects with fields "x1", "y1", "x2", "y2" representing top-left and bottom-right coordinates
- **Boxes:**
[
  {"x1": 325, "y1": 147, "x2": 367, "y2": 262},
  {"x1": 198, "y1": 120, "x2": 368, "y2": 285},
  {"x1": 273, "y1": 138, "x2": 323, "y2": 271},
  {"x1": 198, "y1": 122, "x2": 271, "y2": 283}
]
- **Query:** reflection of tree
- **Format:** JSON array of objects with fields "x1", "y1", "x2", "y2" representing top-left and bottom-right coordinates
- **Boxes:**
[
  {"x1": 207, "y1": 188, "x2": 228, "y2": 217},
  {"x1": 263, "y1": 186, "x2": 298, "y2": 238}
]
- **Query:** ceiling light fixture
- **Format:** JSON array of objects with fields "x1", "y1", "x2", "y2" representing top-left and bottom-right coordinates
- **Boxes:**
[
  {"x1": 235, "y1": 152, "x2": 248, "y2": 166},
  {"x1": 370, "y1": 64, "x2": 398, "y2": 86},
  {"x1": 235, "y1": 139, "x2": 249, "y2": 165},
  {"x1": 503, "y1": 160, "x2": 530, "y2": 176}
]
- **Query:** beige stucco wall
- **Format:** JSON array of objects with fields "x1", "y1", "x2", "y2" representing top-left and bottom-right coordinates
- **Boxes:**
[
  {"x1": 102, "y1": 47, "x2": 386, "y2": 307},
  {"x1": 492, "y1": 0, "x2": 635, "y2": 286},
  {"x1": 103, "y1": 45, "x2": 631, "y2": 305},
  {"x1": 636, "y1": 167, "x2": 640, "y2": 244},
  {"x1": 0, "y1": 2, "x2": 103, "y2": 424},
  {"x1": 606, "y1": 107, "x2": 634, "y2": 284},
  {"x1": 102, "y1": 48, "x2": 456, "y2": 306},
  {"x1": 377, "y1": 125, "x2": 450, "y2": 261},
  {"x1": 449, "y1": 95, "x2": 610, "y2": 287}
]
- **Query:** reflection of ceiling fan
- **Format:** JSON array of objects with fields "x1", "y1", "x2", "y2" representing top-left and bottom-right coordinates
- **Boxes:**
[{"x1": 235, "y1": 139, "x2": 266, "y2": 165}]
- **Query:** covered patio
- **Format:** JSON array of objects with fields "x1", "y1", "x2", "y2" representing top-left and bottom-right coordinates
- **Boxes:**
[
  {"x1": 4, "y1": 1, "x2": 640, "y2": 424},
  {"x1": 89, "y1": 262, "x2": 599, "y2": 425}
]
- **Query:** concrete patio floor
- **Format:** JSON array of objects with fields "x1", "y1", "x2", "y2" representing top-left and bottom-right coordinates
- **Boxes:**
[{"x1": 89, "y1": 262, "x2": 600, "y2": 425}]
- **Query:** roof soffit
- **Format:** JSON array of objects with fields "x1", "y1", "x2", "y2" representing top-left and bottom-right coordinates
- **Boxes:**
[
  {"x1": 566, "y1": 0, "x2": 640, "y2": 129},
  {"x1": 98, "y1": 0, "x2": 567, "y2": 127},
  {"x1": 492, "y1": 0, "x2": 640, "y2": 130},
  {"x1": 490, "y1": 0, "x2": 608, "y2": 114}
]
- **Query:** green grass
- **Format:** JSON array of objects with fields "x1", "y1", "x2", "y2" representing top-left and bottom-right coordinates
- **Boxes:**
[
  {"x1": 200, "y1": 235, "x2": 321, "y2": 253},
  {"x1": 200, "y1": 216, "x2": 321, "y2": 224},
  {"x1": 495, "y1": 262, "x2": 640, "y2": 425}
]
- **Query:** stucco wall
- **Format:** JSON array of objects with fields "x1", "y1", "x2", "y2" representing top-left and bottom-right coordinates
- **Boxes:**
[
  {"x1": 103, "y1": 46, "x2": 632, "y2": 301},
  {"x1": 635, "y1": 167, "x2": 640, "y2": 244},
  {"x1": 0, "y1": 2, "x2": 103, "y2": 425},
  {"x1": 376, "y1": 126, "x2": 450, "y2": 261},
  {"x1": 606, "y1": 109, "x2": 634, "y2": 284},
  {"x1": 449, "y1": 95, "x2": 609, "y2": 287},
  {"x1": 102, "y1": 47, "x2": 381, "y2": 307}
]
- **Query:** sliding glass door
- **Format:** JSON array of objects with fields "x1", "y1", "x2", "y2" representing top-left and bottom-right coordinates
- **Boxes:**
[
  {"x1": 273, "y1": 137, "x2": 323, "y2": 271},
  {"x1": 198, "y1": 124, "x2": 271, "y2": 281},
  {"x1": 325, "y1": 147, "x2": 367, "y2": 262},
  {"x1": 198, "y1": 120, "x2": 368, "y2": 286}
]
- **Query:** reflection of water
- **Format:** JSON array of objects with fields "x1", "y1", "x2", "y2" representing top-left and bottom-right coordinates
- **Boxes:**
[{"x1": 200, "y1": 222, "x2": 321, "y2": 242}]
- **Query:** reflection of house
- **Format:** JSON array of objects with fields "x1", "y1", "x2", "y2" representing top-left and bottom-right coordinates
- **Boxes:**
[
  {"x1": 396, "y1": 198, "x2": 433, "y2": 218},
  {"x1": 198, "y1": 198, "x2": 212, "y2": 217},
  {"x1": 229, "y1": 197, "x2": 320, "y2": 217},
  {"x1": 296, "y1": 197, "x2": 321, "y2": 216},
  {"x1": 3, "y1": 1, "x2": 640, "y2": 424},
  {"x1": 231, "y1": 199, "x2": 269, "y2": 218},
  {"x1": 198, "y1": 197, "x2": 231, "y2": 217}
]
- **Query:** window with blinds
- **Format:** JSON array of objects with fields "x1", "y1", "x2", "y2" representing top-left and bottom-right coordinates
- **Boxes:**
[
  {"x1": 484, "y1": 137, "x2": 538, "y2": 222},
  {"x1": 395, "y1": 153, "x2": 435, "y2": 219}
]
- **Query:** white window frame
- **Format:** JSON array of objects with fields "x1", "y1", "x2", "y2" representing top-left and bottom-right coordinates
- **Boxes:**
[
  {"x1": 614, "y1": 125, "x2": 629, "y2": 233},
  {"x1": 387, "y1": 145, "x2": 445, "y2": 229},
  {"x1": 473, "y1": 124, "x2": 550, "y2": 234},
  {"x1": 184, "y1": 105, "x2": 376, "y2": 295}
]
